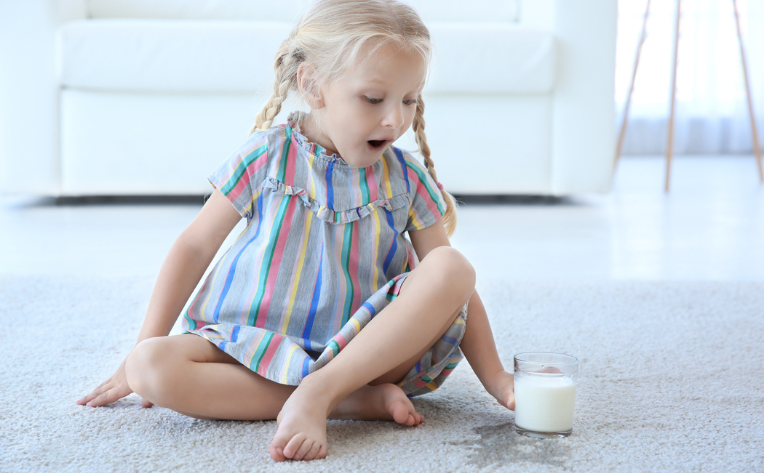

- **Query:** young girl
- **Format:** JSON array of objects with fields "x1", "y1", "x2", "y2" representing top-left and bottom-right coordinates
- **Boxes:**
[{"x1": 77, "y1": 0, "x2": 515, "y2": 462}]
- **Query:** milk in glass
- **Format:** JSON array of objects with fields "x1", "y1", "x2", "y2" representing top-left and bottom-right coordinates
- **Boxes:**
[{"x1": 514, "y1": 372, "x2": 576, "y2": 433}]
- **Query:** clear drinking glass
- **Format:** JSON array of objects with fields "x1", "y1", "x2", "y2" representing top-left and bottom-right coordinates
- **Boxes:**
[{"x1": 513, "y1": 352, "x2": 579, "y2": 439}]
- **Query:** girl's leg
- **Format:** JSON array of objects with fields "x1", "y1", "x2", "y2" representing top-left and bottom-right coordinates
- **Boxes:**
[
  {"x1": 125, "y1": 333, "x2": 294, "y2": 421},
  {"x1": 125, "y1": 334, "x2": 425, "y2": 424},
  {"x1": 126, "y1": 245, "x2": 473, "y2": 461},
  {"x1": 271, "y1": 246, "x2": 476, "y2": 461}
]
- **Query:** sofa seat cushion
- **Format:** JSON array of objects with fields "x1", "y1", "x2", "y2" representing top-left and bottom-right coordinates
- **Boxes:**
[{"x1": 57, "y1": 19, "x2": 554, "y2": 94}]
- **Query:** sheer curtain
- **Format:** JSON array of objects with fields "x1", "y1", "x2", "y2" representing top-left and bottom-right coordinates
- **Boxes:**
[{"x1": 616, "y1": 0, "x2": 764, "y2": 155}]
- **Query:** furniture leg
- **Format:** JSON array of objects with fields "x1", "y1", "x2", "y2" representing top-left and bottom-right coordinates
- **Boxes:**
[
  {"x1": 732, "y1": 0, "x2": 764, "y2": 182},
  {"x1": 615, "y1": 0, "x2": 652, "y2": 175},
  {"x1": 665, "y1": 0, "x2": 682, "y2": 192}
]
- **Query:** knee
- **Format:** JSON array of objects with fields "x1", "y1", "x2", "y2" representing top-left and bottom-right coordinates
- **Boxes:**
[
  {"x1": 421, "y1": 246, "x2": 476, "y2": 298},
  {"x1": 125, "y1": 337, "x2": 176, "y2": 403}
]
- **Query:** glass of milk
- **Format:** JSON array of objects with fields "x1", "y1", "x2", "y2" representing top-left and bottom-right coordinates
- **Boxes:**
[{"x1": 513, "y1": 352, "x2": 579, "y2": 439}]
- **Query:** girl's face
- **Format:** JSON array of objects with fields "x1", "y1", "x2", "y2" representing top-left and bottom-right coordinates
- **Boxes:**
[{"x1": 302, "y1": 43, "x2": 427, "y2": 168}]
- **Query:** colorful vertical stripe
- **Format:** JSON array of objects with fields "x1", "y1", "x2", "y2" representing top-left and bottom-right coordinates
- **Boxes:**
[{"x1": 183, "y1": 111, "x2": 459, "y2": 394}]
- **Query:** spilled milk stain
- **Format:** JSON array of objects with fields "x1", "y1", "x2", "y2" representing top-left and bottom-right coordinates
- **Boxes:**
[{"x1": 447, "y1": 422, "x2": 570, "y2": 469}]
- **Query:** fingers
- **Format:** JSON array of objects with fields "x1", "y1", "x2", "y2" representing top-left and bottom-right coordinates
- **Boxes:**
[
  {"x1": 77, "y1": 359, "x2": 135, "y2": 408},
  {"x1": 77, "y1": 383, "x2": 108, "y2": 406},
  {"x1": 506, "y1": 390, "x2": 515, "y2": 411},
  {"x1": 85, "y1": 389, "x2": 120, "y2": 407},
  {"x1": 77, "y1": 380, "x2": 132, "y2": 408},
  {"x1": 496, "y1": 389, "x2": 515, "y2": 410}
]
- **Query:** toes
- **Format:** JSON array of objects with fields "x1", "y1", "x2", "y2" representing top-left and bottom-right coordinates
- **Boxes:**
[
  {"x1": 408, "y1": 406, "x2": 424, "y2": 426},
  {"x1": 405, "y1": 411, "x2": 424, "y2": 426},
  {"x1": 293, "y1": 439, "x2": 314, "y2": 461},
  {"x1": 269, "y1": 433, "x2": 291, "y2": 462},
  {"x1": 318, "y1": 444, "x2": 328, "y2": 459},
  {"x1": 269, "y1": 444, "x2": 286, "y2": 462},
  {"x1": 283, "y1": 433, "x2": 308, "y2": 459},
  {"x1": 271, "y1": 433, "x2": 320, "y2": 462},
  {"x1": 409, "y1": 413, "x2": 421, "y2": 426},
  {"x1": 389, "y1": 400, "x2": 409, "y2": 424},
  {"x1": 387, "y1": 397, "x2": 425, "y2": 427},
  {"x1": 306, "y1": 442, "x2": 321, "y2": 461}
]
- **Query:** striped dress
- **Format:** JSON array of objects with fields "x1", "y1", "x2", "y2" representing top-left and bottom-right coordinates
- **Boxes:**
[{"x1": 181, "y1": 112, "x2": 468, "y2": 397}]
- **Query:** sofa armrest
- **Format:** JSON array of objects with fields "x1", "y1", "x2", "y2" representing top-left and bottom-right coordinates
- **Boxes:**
[
  {"x1": 548, "y1": 0, "x2": 617, "y2": 194},
  {"x1": 0, "y1": 0, "x2": 87, "y2": 194}
]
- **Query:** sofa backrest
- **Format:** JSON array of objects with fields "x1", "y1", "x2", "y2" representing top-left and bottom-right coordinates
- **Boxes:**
[{"x1": 85, "y1": 0, "x2": 520, "y2": 23}]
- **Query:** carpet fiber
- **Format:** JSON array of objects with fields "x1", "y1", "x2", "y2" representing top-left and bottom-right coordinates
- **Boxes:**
[{"x1": 2, "y1": 276, "x2": 763, "y2": 472}]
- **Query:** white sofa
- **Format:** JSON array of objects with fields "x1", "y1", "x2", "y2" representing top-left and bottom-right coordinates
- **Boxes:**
[{"x1": 0, "y1": 0, "x2": 616, "y2": 196}]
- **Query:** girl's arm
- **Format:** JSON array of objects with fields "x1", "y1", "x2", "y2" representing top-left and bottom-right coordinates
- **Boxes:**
[
  {"x1": 409, "y1": 221, "x2": 515, "y2": 410},
  {"x1": 458, "y1": 291, "x2": 515, "y2": 409},
  {"x1": 135, "y1": 188, "x2": 242, "y2": 344},
  {"x1": 77, "y1": 188, "x2": 242, "y2": 408}
]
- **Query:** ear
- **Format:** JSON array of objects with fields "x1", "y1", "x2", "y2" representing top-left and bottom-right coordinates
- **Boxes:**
[{"x1": 296, "y1": 63, "x2": 325, "y2": 109}]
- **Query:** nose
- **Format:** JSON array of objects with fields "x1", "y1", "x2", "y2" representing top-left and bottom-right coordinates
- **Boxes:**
[{"x1": 381, "y1": 102, "x2": 404, "y2": 129}]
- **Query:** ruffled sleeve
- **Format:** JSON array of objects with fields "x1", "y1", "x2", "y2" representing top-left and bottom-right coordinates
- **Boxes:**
[
  {"x1": 208, "y1": 132, "x2": 270, "y2": 220},
  {"x1": 399, "y1": 149, "x2": 447, "y2": 232}
]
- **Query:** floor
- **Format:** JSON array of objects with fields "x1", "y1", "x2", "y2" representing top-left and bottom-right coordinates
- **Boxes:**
[{"x1": 1, "y1": 155, "x2": 763, "y2": 283}]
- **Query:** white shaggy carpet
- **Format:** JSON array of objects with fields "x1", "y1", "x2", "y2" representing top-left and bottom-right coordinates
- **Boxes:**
[{"x1": 2, "y1": 276, "x2": 763, "y2": 472}]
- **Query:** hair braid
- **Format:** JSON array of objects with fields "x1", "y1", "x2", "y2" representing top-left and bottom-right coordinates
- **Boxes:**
[
  {"x1": 250, "y1": 43, "x2": 304, "y2": 134},
  {"x1": 413, "y1": 97, "x2": 457, "y2": 237}
]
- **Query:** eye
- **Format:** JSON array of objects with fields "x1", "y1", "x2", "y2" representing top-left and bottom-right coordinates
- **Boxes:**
[
  {"x1": 365, "y1": 96, "x2": 382, "y2": 104},
  {"x1": 403, "y1": 99, "x2": 417, "y2": 106}
]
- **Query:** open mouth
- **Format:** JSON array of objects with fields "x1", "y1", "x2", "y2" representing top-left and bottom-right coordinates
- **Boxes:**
[{"x1": 367, "y1": 140, "x2": 390, "y2": 150}]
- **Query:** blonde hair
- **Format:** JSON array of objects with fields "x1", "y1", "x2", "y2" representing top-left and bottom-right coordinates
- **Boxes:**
[{"x1": 250, "y1": 0, "x2": 457, "y2": 237}]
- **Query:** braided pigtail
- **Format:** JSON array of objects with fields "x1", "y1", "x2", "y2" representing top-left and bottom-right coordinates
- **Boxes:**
[
  {"x1": 250, "y1": 41, "x2": 305, "y2": 134},
  {"x1": 413, "y1": 97, "x2": 458, "y2": 237}
]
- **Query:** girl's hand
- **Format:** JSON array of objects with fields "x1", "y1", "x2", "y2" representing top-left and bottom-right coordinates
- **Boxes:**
[
  {"x1": 76, "y1": 357, "x2": 153, "y2": 408},
  {"x1": 488, "y1": 370, "x2": 515, "y2": 411}
]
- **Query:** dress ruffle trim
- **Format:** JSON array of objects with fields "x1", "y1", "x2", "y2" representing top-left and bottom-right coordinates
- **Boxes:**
[{"x1": 263, "y1": 176, "x2": 410, "y2": 225}]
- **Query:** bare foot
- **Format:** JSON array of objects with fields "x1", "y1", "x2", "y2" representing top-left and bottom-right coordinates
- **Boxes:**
[
  {"x1": 270, "y1": 379, "x2": 331, "y2": 462},
  {"x1": 331, "y1": 383, "x2": 424, "y2": 426},
  {"x1": 269, "y1": 382, "x2": 423, "y2": 462}
]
